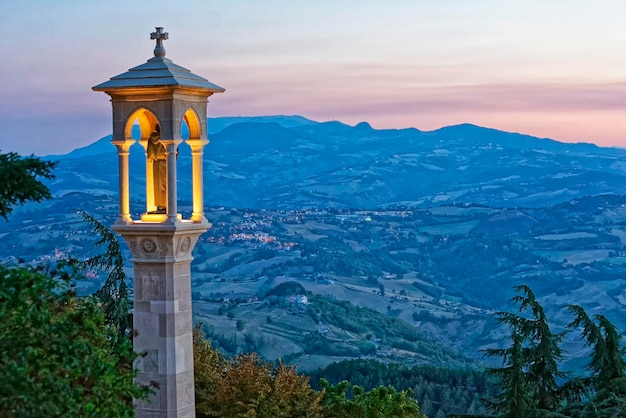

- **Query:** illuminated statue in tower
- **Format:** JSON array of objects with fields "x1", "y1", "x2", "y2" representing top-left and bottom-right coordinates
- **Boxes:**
[{"x1": 147, "y1": 124, "x2": 167, "y2": 213}]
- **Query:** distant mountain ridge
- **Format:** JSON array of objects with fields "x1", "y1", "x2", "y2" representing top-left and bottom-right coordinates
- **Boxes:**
[
  {"x1": 10, "y1": 116, "x2": 626, "y2": 382},
  {"x1": 45, "y1": 115, "x2": 626, "y2": 210}
]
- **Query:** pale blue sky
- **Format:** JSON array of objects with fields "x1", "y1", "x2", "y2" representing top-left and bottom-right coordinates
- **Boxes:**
[{"x1": 2, "y1": 0, "x2": 626, "y2": 155}]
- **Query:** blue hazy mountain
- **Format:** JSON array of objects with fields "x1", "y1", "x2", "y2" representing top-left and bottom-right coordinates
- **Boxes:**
[
  {"x1": 45, "y1": 116, "x2": 626, "y2": 210},
  {"x1": 49, "y1": 116, "x2": 315, "y2": 161},
  {"x1": 207, "y1": 115, "x2": 316, "y2": 134}
]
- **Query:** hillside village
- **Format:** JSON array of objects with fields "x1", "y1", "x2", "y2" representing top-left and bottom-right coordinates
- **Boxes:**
[{"x1": 4, "y1": 192, "x2": 626, "y2": 370}]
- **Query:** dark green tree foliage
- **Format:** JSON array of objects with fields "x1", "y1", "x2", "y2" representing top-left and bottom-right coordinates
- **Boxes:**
[
  {"x1": 565, "y1": 305, "x2": 626, "y2": 416},
  {"x1": 77, "y1": 210, "x2": 131, "y2": 336},
  {"x1": 319, "y1": 379, "x2": 425, "y2": 418},
  {"x1": 0, "y1": 263, "x2": 148, "y2": 417},
  {"x1": 308, "y1": 359, "x2": 497, "y2": 417},
  {"x1": 265, "y1": 280, "x2": 308, "y2": 297},
  {"x1": 484, "y1": 332, "x2": 531, "y2": 418},
  {"x1": 567, "y1": 305, "x2": 625, "y2": 387},
  {"x1": 485, "y1": 285, "x2": 566, "y2": 416},
  {"x1": 0, "y1": 152, "x2": 56, "y2": 220}
]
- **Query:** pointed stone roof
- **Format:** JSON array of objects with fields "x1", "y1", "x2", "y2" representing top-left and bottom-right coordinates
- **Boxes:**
[
  {"x1": 93, "y1": 57, "x2": 225, "y2": 92},
  {"x1": 93, "y1": 27, "x2": 224, "y2": 94}
]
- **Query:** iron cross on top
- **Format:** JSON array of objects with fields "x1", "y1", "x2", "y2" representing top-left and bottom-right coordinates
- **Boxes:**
[{"x1": 151, "y1": 27, "x2": 169, "y2": 58}]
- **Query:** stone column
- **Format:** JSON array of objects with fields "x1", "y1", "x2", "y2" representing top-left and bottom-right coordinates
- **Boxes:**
[
  {"x1": 113, "y1": 222, "x2": 209, "y2": 418},
  {"x1": 163, "y1": 141, "x2": 181, "y2": 223},
  {"x1": 144, "y1": 144, "x2": 155, "y2": 213},
  {"x1": 112, "y1": 139, "x2": 135, "y2": 224},
  {"x1": 186, "y1": 139, "x2": 209, "y2": 223}
]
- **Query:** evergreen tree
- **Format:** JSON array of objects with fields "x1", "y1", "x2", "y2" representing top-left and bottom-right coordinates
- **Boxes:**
[
  {"x1": 485, "y1": 285, "x2": 567, "y2": 416},
  {"x1": 0, "y1": 152, "x2": 56, "y2": 220},
  {"x1": 485, "y1": 332, "x2": 531, "y2": 417},
  {"x1": 419, "y1": 393, "x2": 433, "y2": 417},
  {"x1": 565, "y1": 305, "x2": 626, "y2": 416},
  {"x1": 567, "y1": 305, "x2": 625, "y2": 388},
  {"x1": 77, "y1": 210, "x2": 131, "y2": 337}
]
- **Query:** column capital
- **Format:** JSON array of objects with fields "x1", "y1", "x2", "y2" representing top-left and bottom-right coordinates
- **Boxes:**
[
  {"x1": 186, "y1": 138, "x2": 209, "y2": 152},
  {"x1": 159, "y1": 139, "x2": 183, "y2": 145},
  {"x1": 111, "y1": 139, "x2": 136, "y2": 153},
  {"x1": 160, "y1": 139, "x2": 182, "y2": 156}
]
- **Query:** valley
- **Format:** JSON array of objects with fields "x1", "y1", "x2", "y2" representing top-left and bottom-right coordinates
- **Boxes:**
[{"x1": 4, "y1": 191, "x2": 626, "y2": 373}]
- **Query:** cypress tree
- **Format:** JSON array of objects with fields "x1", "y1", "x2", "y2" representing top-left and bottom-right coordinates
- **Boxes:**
[
  {"x1": 486, "y1": 285, "x2": 567, "y2": 416},
  {"x1": 77, "y1": 210, "x2": 131, "y2": 337},
  {"x1": 485, "y1": 332, "x2": 530, "y2": 418},
  {"x1": 566, "y1": 305, "x2": 626, "y2": 416}
]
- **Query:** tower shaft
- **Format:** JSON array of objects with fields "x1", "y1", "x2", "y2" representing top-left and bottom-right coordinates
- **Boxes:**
[{"x1": 114, "y1": 223, "x2": 208, "y2": 417}]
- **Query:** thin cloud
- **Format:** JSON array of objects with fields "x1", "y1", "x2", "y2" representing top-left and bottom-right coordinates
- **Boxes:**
[{"x1": 214, "y1": 79, "x2": 626, "y2": 117}]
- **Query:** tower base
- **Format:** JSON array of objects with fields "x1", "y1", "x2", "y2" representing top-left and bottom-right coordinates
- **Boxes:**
[{"x1": 113, "y1": 220, "x2": 209, "y2": 418}]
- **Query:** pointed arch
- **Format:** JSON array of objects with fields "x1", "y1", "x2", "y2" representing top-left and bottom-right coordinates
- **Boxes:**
[
  {"x1": 183, "y1": 107, "x2": 202, "y2": 139},
  {"x1": 122, "y1": 107, "x2": 166, "y2": 217},
  {"x1": 125, "y1": 107, "x2": 160, "y2": 140}
]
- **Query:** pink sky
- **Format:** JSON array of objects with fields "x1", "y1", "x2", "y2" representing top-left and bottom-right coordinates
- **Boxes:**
[{"x1": 2, "y1": 1, "x2": 626, "y2": 155}]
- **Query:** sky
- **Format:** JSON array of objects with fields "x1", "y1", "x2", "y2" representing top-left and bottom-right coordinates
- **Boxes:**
[{"x1": 2, "y1": 0, "x2": 626, "y2": 155}]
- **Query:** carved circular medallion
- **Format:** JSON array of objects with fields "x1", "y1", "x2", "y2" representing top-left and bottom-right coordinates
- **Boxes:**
[
  {"x1": 141, "y1": 238, "x2": 157, "y2": 254},
  {"x1": 180, "y1": 237, "x2": 192, "y2": 254}
]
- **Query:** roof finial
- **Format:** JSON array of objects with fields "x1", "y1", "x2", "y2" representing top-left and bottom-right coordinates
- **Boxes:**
[{"x1": 150, "y1": 27, "x2": 169, "y2": 58}]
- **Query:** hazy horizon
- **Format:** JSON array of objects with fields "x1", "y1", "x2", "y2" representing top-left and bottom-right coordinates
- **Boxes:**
[{"x1": 2, "y1": 0, "x2": 626, "y2": 155}]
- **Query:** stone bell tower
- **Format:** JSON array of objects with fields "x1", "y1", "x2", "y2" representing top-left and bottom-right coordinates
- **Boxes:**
[{"x1": 93, "y1": 27, "x2": 224, "y2": 418}]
